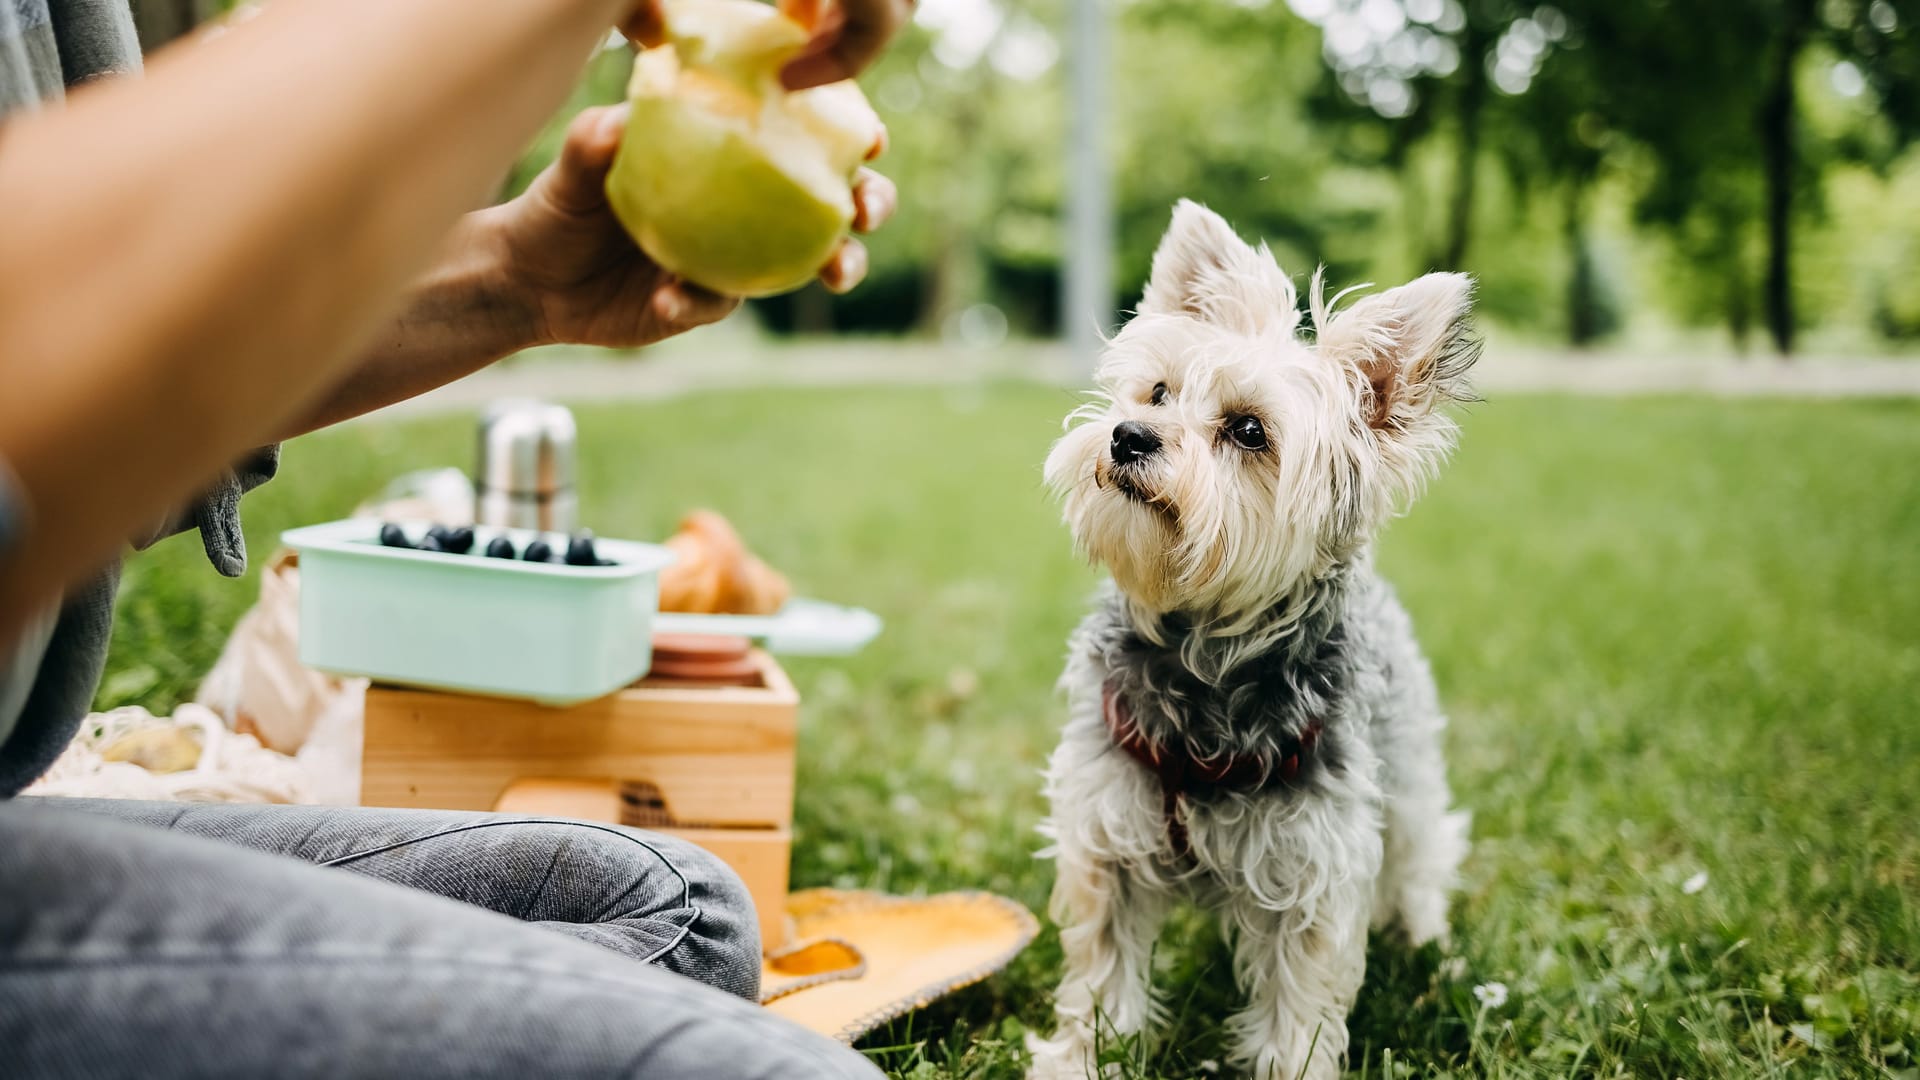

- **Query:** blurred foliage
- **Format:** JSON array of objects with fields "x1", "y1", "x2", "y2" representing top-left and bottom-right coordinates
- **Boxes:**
[{"x1": 477, "y1": 0, "x2": 1920, "y2": 353}]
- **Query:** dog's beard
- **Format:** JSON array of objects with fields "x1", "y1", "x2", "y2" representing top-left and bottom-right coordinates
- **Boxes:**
[
  {"x1": 1104, "y1": 460, "x2": 1168, "y2": 517},
  {"x1": 1076, "y1": 493, "x2": 1179, "y2": 611},
  {"x1": 1048, "y1": 430, "x2": 1181, "y2": 611}
]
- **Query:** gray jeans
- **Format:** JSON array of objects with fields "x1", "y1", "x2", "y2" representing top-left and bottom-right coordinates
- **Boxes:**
[{"x1": 0, "y1": 798, "x2": 883, "y2": 1079}]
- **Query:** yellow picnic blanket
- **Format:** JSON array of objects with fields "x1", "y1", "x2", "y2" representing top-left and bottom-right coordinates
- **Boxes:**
[{"x1": 763, "y1": 888, "x2": 1038, "y2": 1042}]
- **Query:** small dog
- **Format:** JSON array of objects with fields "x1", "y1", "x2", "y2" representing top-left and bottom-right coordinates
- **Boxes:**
[{"x1": 1027, "y1": 201, "x2": 1476, "y2": 1080}]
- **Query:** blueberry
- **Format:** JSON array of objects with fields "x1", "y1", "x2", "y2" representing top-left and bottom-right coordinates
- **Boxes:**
[
  {"x1": 564, "y1": 532, "x2": 600, "y2": 566},
  {"x1": 417, "y1": 534, "x2": 447, "y2": 553},
  {"x1": 378, "y1": 524, "x2": 413, "y2": 548},
  {"x1": 523, "y1": 539, "x2": 554, "y2": 563},
  {"x1": 443, "y1": 526, "x2": 475, "y2": 555},
  {"x1": 426, "y1": 525, "x2": 454, "y2": 546},
  {"x1": 484, "y1": 536, "x2": 517, "y2": 559}
]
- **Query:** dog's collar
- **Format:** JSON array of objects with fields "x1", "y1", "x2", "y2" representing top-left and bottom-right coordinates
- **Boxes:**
[{"x1": 1102, "y1": 680, "x2": 1322, "y2": 858}]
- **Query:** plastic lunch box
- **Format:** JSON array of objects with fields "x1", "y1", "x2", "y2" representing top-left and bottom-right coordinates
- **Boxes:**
[{"x1": 282, "y1": 518, "x2": 675, "y2": 705}]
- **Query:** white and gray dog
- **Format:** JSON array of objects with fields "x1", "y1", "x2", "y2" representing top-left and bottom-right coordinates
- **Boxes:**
[{"x1": 1028, "y1": 201, "x2": 1476, "y2": 1080}]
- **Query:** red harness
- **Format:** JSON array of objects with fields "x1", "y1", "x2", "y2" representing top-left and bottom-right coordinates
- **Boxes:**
[{"x1": 1102, "y1": 682, "x2": 1322, "y2": 858}]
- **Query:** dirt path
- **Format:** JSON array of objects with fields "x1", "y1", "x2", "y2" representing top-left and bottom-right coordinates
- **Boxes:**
[{"x1": 364, "y1": 339, "x2": 1920, "y2": 422}]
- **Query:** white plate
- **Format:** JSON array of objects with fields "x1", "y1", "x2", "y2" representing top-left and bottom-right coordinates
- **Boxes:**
[{"x1": 653, "y1": 598, "x2": 882, "y2": 656}]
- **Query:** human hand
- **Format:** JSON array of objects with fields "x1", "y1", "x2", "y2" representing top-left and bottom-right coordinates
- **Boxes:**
[
  {"x1": 776, "y1": 0, "x2": 916, "y2": 90},
  {"x1": 624, "y1": 0, "x2": 915, "y2": 90},
  {"x1": 487, "y1": 102, "x2": 897, "y2": 349}
]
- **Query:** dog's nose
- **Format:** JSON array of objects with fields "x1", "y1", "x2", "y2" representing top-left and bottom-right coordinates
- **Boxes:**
[{"x1": 1110, "y1": 421, "x2": 1162, "y2": 465}]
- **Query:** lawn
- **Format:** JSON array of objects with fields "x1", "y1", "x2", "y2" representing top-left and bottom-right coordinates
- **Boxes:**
[{"x1": 106, "y1": 383, "x2": 1920, "y2": 1078}]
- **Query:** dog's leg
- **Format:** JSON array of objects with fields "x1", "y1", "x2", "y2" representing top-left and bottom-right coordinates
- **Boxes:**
[
  {"x1": 1372, "y1": 725, "x2": 1469, "y2": 946},
  {"x1": 1026, "y1": 854, "x2": 1172, "y2": 1080},
  {"x1": 1378, "y1": 803, "x2": 1468, "y2": 947},
  {"x1": 1223, "y1": 881, "x2": 1370, "y2": 1080}
]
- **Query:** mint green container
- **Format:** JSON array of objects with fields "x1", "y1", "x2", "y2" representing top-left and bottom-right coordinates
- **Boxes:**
[{"x1": 283, "y1": 518, "x2": 675, "y2": 705}]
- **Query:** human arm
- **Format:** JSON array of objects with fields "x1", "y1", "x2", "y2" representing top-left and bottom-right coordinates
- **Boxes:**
[
  {"x1": 0, "y1": 0, "x2": 648, "y2": 650},
  {"x1": 285, "y1": 102, "x2": 898, "y2": 437}
]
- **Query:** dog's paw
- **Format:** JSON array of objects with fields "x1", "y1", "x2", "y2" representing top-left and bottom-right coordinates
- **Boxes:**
[
  {"x1": 1024, "y1": 1031, "x2": 1102, "y2": 1080},
  {"x1": 1229, "y1": 1032, "x2": 1348, "y2": 1080},
  {"x1": 1396, "y1": 886, "x2": 1453, "y2": 948}
]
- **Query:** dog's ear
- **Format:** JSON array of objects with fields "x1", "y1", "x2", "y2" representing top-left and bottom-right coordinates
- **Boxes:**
[
  {"x1": 1138, "y1": 201, "x2": 1298, "y2": 331},
  {"x1": 1317, "y1": 272, "x2": 1479, "y2": 434}
]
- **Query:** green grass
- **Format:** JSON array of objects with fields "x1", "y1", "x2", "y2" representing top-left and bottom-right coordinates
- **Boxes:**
[{"x1": 107, "y1": 386, "x2": 1920, "y2": 1078}]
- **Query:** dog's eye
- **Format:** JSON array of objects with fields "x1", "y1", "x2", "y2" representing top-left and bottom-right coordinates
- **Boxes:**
[
  {"x1": 1225, "y1": 415, "x2": 1268, "y2": 451},
  {"x1": 1149, "y1": 382, "x2": 1169, "y2": 406}
]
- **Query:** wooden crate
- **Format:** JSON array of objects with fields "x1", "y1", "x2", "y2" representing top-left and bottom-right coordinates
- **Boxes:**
[
  {"x1": 361, "y1": 651, "x2": 798, "y2": 946},
  {"x1": 362, "y1": 651, "x2": 797, "y2": 826}
]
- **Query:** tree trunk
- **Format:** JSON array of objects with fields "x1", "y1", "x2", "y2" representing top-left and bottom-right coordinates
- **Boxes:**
[
  {"x1": 916, "y1": 83, "x2": 985, "y2": 336},
  {"x1": 1728, "y1": 259, "x2": 1753, "y2": 355},
  {"x1": 1758, "y1": 0, "x2": 1813, "y2": 356},
  {"x1": 1698, "y1": 202, "x2": 1754, "y2": 355},
  {"x1": 918, "y1": 218, "x2": 984, "y2": 338},
  {"x1": 1564, "y1": 182, "x2": 1600, "y2": 347},
  {"x1": 1438, "y1": 25, "x2": 1490, "y2": 270}
]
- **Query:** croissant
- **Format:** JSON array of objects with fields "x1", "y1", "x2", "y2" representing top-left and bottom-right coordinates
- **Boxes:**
[
  {"x1": 657, "y1": 510, "x2": 790, "y2": 615},
  {"x1": 724, "y1": 555, "x2": 790, "y2": 615},
  {"x1": 659, "y1": 531, "x2": 725, "y2": 614}
]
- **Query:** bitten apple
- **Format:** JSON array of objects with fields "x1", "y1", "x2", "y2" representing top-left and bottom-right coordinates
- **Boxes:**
[{"x1": 606, "y1": 0, "x2": 883, "y2": 298}]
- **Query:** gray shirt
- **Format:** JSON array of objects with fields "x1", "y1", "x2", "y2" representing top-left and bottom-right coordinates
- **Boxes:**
[
  {"x1": 0, "y1": 0, "x2": 279, "y2": 795},
  {"x1": 0, "y1": 462, "x2": 52, "y2": 735}
]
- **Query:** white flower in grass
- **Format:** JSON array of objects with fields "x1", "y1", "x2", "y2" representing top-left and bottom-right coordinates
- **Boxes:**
[
  {"x1": 1472, "y1": 981, "x2": 1509, "y2": 1008},
  {"x1": 1197, "y1": 1061, "x2": 1220, "y2": 1074},
  {"x1": 1682, "y1": 871, "x2": 1709, "y2": 895}
]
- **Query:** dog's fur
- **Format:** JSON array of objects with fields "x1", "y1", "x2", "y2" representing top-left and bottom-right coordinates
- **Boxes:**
[{"x1": 1027, "y1": 201, "x2": 1476, "y2": 1080}]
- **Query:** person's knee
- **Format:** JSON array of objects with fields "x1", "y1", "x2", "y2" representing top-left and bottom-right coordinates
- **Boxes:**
[
  {"x1": 624, "y1": 829, "x2": 758, "y2": 933},
  {"x1": 618, "y1": 829, "x2": 764, "y2": 997},
  {"x1": 530, "y1": 821, "x2": 763, "y2": 998}
]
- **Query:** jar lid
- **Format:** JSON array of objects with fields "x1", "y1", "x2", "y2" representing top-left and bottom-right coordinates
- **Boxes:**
[{"x1": 476, "y1": 400, "x2": 576, "y2": 496}]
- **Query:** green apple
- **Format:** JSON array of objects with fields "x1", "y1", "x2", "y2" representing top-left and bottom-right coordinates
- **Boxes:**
[{"x1": 605, "y1": 0, "x2": 882, "y2": 298}]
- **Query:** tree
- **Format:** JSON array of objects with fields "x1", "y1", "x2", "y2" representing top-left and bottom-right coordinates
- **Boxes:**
[
  {"x1": 1503, "y1": 54, "x2": 1618, "y2": 345},
  {"x1": 1285, "y1": 0, "x2": 1568, "y2": 272},
  {"x1": 1297, "y1": 0, "x2": 1918, "y2": 352},
  {"x1": 1111, "y1": 0, "x2": 1343, "y2": 295},
  {"x1": 1760, "y1": 0, "x2": 1821, "y2": 354},
  {"x1": 1284, "y1": 0, "x2": 1627, "y2": 345},
  {"x1": 1549, "y1": 0, "x2": 1919, "y2": 354},
  {"x1": 1477, "y1": 4, "x2": 1623, "y2": 345}
]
